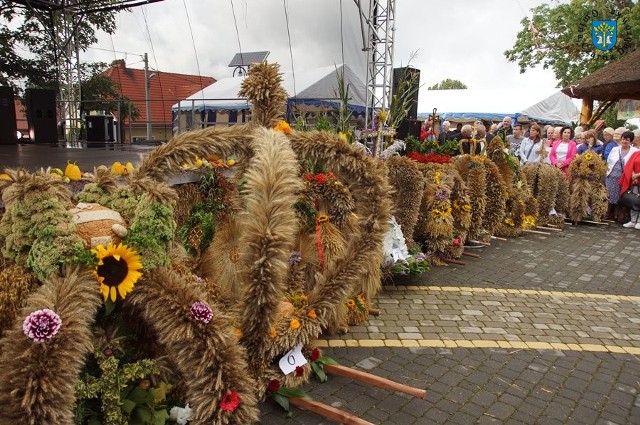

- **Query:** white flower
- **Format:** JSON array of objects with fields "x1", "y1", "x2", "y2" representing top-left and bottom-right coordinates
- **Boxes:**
[{"x1": 170, "y1": 404, "x2": 192, "y2": 425}]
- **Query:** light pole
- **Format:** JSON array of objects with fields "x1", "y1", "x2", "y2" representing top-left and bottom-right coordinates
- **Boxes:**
[{"x1": 143, "y1": 53, "x2": 152, "y2": 141}]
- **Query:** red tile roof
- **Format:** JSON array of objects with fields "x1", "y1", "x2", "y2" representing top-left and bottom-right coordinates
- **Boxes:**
[
  {"x1": 15, "y1": 99, "x2": 28, "y2": 133},
  {"x1": 102, "y1": 60, "x2": 215, "y2": 125}
]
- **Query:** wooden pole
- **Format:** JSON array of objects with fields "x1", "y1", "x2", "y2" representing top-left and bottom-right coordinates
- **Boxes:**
[
  {"x1": 580, "y1": 97, "x2": 593, "y2": 125},
  {"x1": 522, "y1": 229, "x2": 551, "y2": 235},
  {"x1": 324, "y1": 364, "x2": 427, "y2": 399},
  {"x1": 462, "y1": 251, "x2": 480, "y2": 258},
  {"x1": 289, "y1": 397, "x2": 374, "y2": 425},
  {"x1": 442, "y1": 258, "x2": 466, "y2": 265},
  {"x1": 491, "y1": 236, "x2": 507, "y2": 241},
  {"x1": 536, "y1": 226, "x2": 562, "y2": 232}
]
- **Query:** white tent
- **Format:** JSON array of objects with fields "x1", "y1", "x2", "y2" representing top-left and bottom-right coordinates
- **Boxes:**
[
  {"x1": 417, "y1": 89, "x2": 580, "y2": 125},
  {"x1": 173, "y1": 63, "x2": 367, "y2": 113}
]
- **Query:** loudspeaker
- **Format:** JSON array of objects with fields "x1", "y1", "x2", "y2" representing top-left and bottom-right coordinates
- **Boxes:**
[
  {"x1": 0, "y1": 86, "x2": 17, "y2": 145},
  {"x1": 86, "y1": 115, "x2": 115, "y2": 143},
  {"x1": 392, "y1": 67, "x2": 420, "y2": 120},
  {"x1": 396, "y1": 118, "x2": 422, "y2": 141},
  {"x1": 25, "y1": 88, "x2": 57, "y2": 144}
]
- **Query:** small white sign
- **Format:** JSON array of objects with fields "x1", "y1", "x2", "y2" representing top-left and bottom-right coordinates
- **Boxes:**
[{"x1": 278, "y1": 343, "x2": 308, "y2": 375}]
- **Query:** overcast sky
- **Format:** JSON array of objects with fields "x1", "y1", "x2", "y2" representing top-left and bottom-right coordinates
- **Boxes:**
[{"x1": 84, "y1": 0, "x2": 561, "y2": 112}]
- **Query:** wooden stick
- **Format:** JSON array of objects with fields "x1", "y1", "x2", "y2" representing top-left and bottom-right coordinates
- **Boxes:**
[
  {"x1": 367, "y1": 308, "x2": 381, "y2": 316},
  {"x1": 324, "y1": 364, "x2": 427, "y2": 399},
  {"x1": 462, "y1": 251, "x2": 480, "y2": 258},
  {"x1": 442, "y1": 258, "x2": 466, "y2": 265},
  {"x1": 579, "y1": 220, "x2": 608, "y2": 226},
  {"x1": 536, "y1": 226, "x2": 562, "y2": 232},
  {"x1": 521, "y1": 229, "x2": 551, "y2": 235},
  {"x1": 491, "y1": 236, "x2": 507, "y2": 241},
  {"x1": 289, "y1": 397, "x2": 374, "y2": 425}
]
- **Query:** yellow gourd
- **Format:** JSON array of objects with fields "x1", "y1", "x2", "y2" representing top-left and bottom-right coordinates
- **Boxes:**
[
  {"x1": 64, "y1": 162, "x2": 82, "y2": 181},
  {"x1": 111, "y1": 161, "x2": 124, "y2": 175},
  {"x1": 122, "y1": 162, "x2": 134, "y2": 175}
]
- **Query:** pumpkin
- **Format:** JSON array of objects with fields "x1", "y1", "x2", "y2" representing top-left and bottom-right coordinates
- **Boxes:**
[
  {"x1": 64, "y1": 161, "x2": 82, "y2": 181},
  {"x1": 111, "y1": 161, "x2": 124, "y2": 175}
]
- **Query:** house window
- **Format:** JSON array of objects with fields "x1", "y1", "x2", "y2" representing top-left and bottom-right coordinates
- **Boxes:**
[{"x1": 229, "y1": 110, "x2": 238, "y2": 124}]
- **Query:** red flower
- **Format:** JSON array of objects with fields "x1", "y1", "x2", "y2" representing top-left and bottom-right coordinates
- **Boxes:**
[
  {"x1": 407, "y1": 152, "x2": 452, "y2": 164},
  {"x1": 295, "y1": 366, "x2": 304, "y2": 377},
  {"x1": 267, "y1": 379, "x2": 281, "y2": 392},
  {"x1": 327, "y1": 172, "x2": 336, "y2": 179},
  {"x1": 313, "y1": 173, "x2": 327, "y2": 184},
  {"x1": 452, "y1": 237, "x2": 461, "y2": 247},
  {"x1": 219, "y1": 390, "x2": 241, "y2": 411},
  {"x1": 303, "y1": 173, "x2": 314, "y2": 181},
  {"x1": 311, "y1": 347, "x2": 321, "y2": 362}
]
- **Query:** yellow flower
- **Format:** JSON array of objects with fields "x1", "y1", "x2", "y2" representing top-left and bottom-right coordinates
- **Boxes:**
[
  {"x1": 338, "y1": 132, "x2": 348, "y2": 142},
  {"x1": 290, "y1": 319, "x2": 300, "y2": 330},
  {"x1": 434, "y1": 171, "x2": 442, "y2": 185},
  {"x1": 274, "y1": 120, "x2": 292, "y2": 135},
  {"x1": 430, "y1": 206, "x2": 452, "y2": 219},
  {"x1": 584, "y1": 151, "x2": 594, "y2": 161},
  {"x1": 308, "y1": 309, "x2": 317, "y2": 319},
  {"x1": 504, "y1": 217, "x2": 515, "y2": 227},
  {"x1": 376, "y1": 109, "x2": 388, "y2": 123},
  {"x1": 92, "y1": 243, "x2": 143, "y2": 303},
  {"x1": 346, "y1": 299, "x2": 356, "y2": 309}
]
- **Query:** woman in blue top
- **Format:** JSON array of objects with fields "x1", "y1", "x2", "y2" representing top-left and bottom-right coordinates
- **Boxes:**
[{"x1": 577, "y1": 130, "x2": 603, "y2": 155}]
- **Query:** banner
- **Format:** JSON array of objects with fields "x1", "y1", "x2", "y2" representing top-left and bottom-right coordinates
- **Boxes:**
[{"x1": 618, "y1": 99, "x2": 640, "y2": 120}]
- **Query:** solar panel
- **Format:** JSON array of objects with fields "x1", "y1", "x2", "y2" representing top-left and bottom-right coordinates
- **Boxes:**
[{"x1": 228, "y1": 51, "x2": 270, "y2": 67}]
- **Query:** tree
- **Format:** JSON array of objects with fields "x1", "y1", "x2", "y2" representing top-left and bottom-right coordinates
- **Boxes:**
[
  {"x1": 81, "y1": 71, "x2": 140, "y2": 121},
  {"x1": 0, "y1": 2, "x2": 118, "y2": 91},
  {"x1": 504, "y1": 0, "x2": 640, "y2": 88},
  {"x1": 428, "y1": 79, "x2": 467, "y2": 90}
]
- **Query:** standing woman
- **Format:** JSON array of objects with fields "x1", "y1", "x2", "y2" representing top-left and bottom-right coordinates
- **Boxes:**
[
  {"x1": 619, "y1": 131, "x2": 640, "y2": 228},
  {"x1": 519, "y1": 124, "x2": 548, "y2": 164},
  {"x1": 549, "y1": 126, "x2": 577, "y2": 176},
  {"x1": 577, "y1": 129, "x2": 603, "y2": 155},
  {"x1": 606, "y1": 130, "x2": 638, "y2": 223}
]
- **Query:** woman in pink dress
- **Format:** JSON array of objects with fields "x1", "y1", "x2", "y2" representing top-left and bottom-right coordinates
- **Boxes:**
[{"x1": 549, "y1": 126, "x2": 577, "y2": 177}]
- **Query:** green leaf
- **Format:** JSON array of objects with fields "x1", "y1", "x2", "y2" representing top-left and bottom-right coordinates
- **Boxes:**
[
  {"x1": 152, "y1": 409, "x2": 170, "y2": 425},
  {"x1": 134, "y1": 406, "x2": 153, "y2": 423},
  {"x1": 88, "y1": 417, "x2": 102, "y2": 425},
  {"x1": 318, "y1": 356, "x2": 339, "y2": 365},
  {"x1": 128, "y1": 386, "x2": 153, "y2": 405},
  {"x1": 104, "y1": 298, "x2": 116, "y2": 316},
  {"x1": 311, "y1": 362, "x2": 327, "y2": 383},
  {"x1": 278, "y1": 387, "x2": 310, "y2": 399},
  {"x1": 272, "y1": 393, "x2": 290, "y2": 412},
  {"x1": 122, "y1": 398, "x2": 137, "y2": 414}
]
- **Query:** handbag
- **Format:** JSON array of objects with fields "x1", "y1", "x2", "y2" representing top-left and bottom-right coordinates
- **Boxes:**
[{"x1": 619, "y1": 186, "x2": 640, "y2": 210}]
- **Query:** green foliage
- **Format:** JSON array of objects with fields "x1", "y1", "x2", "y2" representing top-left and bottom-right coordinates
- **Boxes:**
[
  {"x1": 314, "y1": 112, "x2": 334, "y2": 132},
  {"x1": 390, "y1": 254, "x2": 431, "y2": 276},
  {"x1": 404, "y1": 134, "x2": 459, "y2": 156},
  {"x1": 81, "y1": 73, "x2": 140, "y2": 121},
  {"x1": 294, "y1": 199, "x2": 318, "y2": 233},
  {"x1": 126, "y1": 197, "x2": 176, "y2": 270},
  {"x1": 178, "y1": 169, "x2": 234, "y2": 256},
  {"x1": 504, "y1": 0, "x2": 640, "y2": 87},
  {"x1": 428, "y1": 78, "x2": 468, "y2": 90},
  {"x1": 0, "y1": 4, "x2": 118, "y2": 90},
  {"x1": 268, "y1": 385, "x2": 310, "y2": 414},
  {"x1": 334, "y1": 66, "x2": 352, "y2": 134},
  {"x1": 75, "y1": 353, "x2": 169, "y2": 425},
  {"x1": 310, "y1": 354, "x2": 339, "y2": 383}
]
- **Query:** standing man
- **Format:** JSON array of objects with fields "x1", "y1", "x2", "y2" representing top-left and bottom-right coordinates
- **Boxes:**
[
  {"x1": 506, "y1": 124, "x2": 525, "y2": 158},
  {"x1": 438, "y1": 121, "x2": 454, "y2": 144},
  {"x1": 496, "y1": 116, "x2": 513, "y2": 136}
]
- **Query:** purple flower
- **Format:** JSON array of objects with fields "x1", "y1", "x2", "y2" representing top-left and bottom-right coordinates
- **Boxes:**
[
  {"x1": 435, "y1": 188, "x2": 447, "y2": 201},
  {"x1": 190, "y1": 301, "x2": 213, "y2": 324},
  {"x1": 23, "y1": 309, "x2": 62, "y2": 343},
  {"x1": 414, "y1": 253, "x2": 428, "y2": 261},
  {"x1": 288, "y1": 251, "x2": 302, "y2": 266}
]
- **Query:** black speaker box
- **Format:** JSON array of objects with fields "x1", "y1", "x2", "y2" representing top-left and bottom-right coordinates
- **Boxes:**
[
  {"x1": 392, "y1": 67, "x2": 421, "y2": 120},
  {"x1": 0, "y1": 86, "x2": 17, "y2": 145},
  {"x1": 396, "y1": 118, "x2": 422, "y2": 141},
  {"x1": 25, "y1": 88, "x2": 58, "y2": 144}
]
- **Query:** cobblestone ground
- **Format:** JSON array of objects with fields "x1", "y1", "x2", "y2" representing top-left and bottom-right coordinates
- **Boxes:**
[{"x1": 259, "y1": 224, "x2": 640, "y2": 424}]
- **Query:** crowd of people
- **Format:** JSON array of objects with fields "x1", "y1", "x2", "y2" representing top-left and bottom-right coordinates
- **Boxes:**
[{"x1": 419, "y1": 116, "x2": 640, "y2": 228}]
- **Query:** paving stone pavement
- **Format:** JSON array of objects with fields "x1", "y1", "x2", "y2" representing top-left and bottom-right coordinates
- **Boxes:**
[{"x1": 259, "y1": 224, "x2": 640, "y2": 424}]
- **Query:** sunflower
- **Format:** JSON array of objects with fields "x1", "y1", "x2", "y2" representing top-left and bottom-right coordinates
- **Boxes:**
[{"x1": 92, "y1": 243, "x2": 143, "y2": 302}]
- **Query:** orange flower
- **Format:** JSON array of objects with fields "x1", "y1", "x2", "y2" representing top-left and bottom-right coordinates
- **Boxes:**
[
  {"x1": 234, "y1": 328, "x2": 242, "y2": 336},
  {"x1": 346, "y1": 299, "x2": 356, "y2": 309},
  {"x1": 290, "y1": 319, "x2": 300, "y2": 330},
  {"x1": 269, "y1": 327, "x2": 277, "y2": 338},
  {"x1": 274, "y1": 120, "x2": 292, "y2": 135},
  {"x1": 307, "y1": 309, "x2": 317, "y2": 319}
]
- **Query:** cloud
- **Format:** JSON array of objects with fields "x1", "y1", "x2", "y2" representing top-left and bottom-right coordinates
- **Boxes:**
[{"x1": 84, "y1": 0, "x2": 559, "y2": 112}]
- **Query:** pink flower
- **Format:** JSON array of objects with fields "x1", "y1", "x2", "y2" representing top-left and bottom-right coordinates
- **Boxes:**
[
  {"x1": 23, "y1": 309, "x2": 62, "y2": 343},
  {"x1": 190, "y1": 301, "x2": 213, "y2": 323}
]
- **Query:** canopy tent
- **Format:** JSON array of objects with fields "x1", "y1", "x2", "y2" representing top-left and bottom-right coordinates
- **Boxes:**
[
  {"x1": 172, "y1": 63, "x2": 367, "y2": 114},
  {"x1": 416, "y1": 89, "x2": 580, "y2": 125}
]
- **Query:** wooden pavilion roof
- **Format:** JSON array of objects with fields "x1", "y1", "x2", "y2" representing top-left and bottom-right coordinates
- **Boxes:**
[{"x1": 561, "y1": 49, "x2": 640, "y2": 101}]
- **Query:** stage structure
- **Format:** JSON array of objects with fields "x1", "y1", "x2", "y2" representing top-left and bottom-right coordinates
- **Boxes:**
[
  {"x1": 354, "y1": 0, "x2": 397, "y2": 128},
  {"x1": 9, "y1": 0, "x2": 165, "y2": 143}
]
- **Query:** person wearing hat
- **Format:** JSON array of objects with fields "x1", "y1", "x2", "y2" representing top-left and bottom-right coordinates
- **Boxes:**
[{"x1": 601, "y1": 127, "x2": 616, "y2": 160}]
